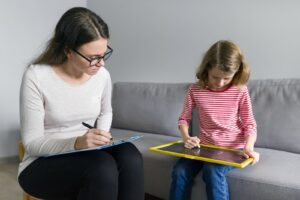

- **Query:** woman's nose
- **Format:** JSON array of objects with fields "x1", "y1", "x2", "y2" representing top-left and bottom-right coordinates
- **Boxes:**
[{"x1": 96, "y1": 59, "x2": 105, "y2": 67}]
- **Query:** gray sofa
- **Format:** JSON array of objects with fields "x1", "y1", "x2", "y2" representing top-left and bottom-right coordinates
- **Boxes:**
[{"x1": 110, "y1": 79, "x2": 300, "y2": 200}]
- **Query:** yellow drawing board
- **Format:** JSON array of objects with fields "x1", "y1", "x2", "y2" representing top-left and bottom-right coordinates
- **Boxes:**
[{"x1": 149, "y1": 141, "x2": 253, "y2": 168}]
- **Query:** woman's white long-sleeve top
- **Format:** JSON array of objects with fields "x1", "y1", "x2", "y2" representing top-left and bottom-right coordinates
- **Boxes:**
[{"x1": 19, "y1": 64, "x2": 112, "y2": 175}]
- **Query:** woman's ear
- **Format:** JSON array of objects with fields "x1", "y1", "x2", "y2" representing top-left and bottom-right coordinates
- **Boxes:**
[{"x1": 64, "y1": 47, "x2": 72, "y2": 59}]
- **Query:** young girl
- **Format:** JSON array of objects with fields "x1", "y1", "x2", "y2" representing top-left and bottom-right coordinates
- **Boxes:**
[{"x1": 169, "y1": 40, "x2": 259, "y2": 200}]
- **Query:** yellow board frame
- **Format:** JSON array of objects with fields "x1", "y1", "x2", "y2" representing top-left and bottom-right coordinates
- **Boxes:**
[{"x1": 149, "y1": 141, "x2": 253, "y2": 168}]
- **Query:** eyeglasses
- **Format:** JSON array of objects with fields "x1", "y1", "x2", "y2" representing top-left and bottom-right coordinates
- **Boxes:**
[{"x1": 73, "y1": 46, "x2": 113, "y2": 66}]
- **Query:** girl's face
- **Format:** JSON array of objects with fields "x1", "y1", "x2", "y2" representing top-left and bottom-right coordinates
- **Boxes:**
[
  {"x1": 207, "y1": 67, "x2": 235, "y2": 90},
  {"x1": 68, "y1": 37, "x2": 108, "y2": 75}
]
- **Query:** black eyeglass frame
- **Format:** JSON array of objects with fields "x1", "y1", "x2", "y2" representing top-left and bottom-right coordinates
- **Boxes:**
[{"x1": 73, "y1": 46, "x2": 113, "y2": 66}]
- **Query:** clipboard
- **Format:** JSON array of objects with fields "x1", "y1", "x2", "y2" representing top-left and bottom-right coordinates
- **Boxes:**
[
  {"x1": 45, "y1": 135, "x2": 143, "y2": 157},
  {"x1": 149, "y1": 141, "x2": 253, "y2": 168}
]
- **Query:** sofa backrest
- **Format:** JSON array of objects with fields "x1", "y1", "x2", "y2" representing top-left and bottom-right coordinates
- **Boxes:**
[
  {"x1": 112, "y1": 82, "x2": 189, "y2": 137},
  {"x1": 247, "y1": 79, "x2": 300, "y2": 153},
  {"x1": 112, "y1": 79, "x2": 300, "y2": 154}
]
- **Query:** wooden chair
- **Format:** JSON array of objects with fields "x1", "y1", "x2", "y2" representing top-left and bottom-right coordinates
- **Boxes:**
[{"x1": 18, "y1": 142, "x2": 41, "y2": 200}]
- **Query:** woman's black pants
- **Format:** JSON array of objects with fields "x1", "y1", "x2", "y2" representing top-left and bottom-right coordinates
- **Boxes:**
[{"x1": 19, "y1": 142, "x2": 144, "y2": 200}]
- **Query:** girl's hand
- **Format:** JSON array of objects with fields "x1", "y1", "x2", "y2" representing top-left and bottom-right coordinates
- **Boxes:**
[
  {"x1": 183, "y1": 136, "x2": 200, "y2": 149},
  {"x1": 74, "y1": 129, "x2": 112, "y2": 150},
  {"x1": 243, "y1": 148, "x2": 260, "y2": 165}
]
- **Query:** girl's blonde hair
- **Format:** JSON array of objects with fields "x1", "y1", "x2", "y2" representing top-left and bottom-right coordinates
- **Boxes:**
[{"x1": 196, "y1": 40, "x2": 250, "y2": 88}]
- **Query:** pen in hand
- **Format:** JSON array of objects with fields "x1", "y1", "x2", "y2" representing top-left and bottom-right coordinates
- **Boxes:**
[
  {"x1": 82, "y1": 122, "x2": 114, "y2": 144},
  {"x1": 82, "y1": 122, "x2": 93, "y2": 129}
]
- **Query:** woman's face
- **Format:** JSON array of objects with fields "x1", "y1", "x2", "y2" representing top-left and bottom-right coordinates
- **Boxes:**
[
  {"x1": 69, "y1": 37, "x2": 109, "y2": 75},
  {"x1": 207, "y1": 67, "x2": 235, "y2": 90}
]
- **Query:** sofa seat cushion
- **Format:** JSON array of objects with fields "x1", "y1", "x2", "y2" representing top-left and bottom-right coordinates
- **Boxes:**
[
  {"x1": 192, "y1": 148, "x2": 300, "y2": 200},
  {"x1": 112, "y1": 128, "x2": 300, "y2": 200},
  {"x1": 227, "y1": 148, "x2": 300, "y2": 200}
]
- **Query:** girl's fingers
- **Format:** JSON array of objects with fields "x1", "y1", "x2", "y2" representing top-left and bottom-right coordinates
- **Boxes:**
[
  {"x1": 184, "y1": 142, "x2": 194, "y2": 149},
  {"x1": 188, "y1": 137, "x2": 200, "y2": 148},
  {"x1": 242, "y1": 152, "x2": 250, "y2": 158},
  {"x1": 243, "y1": 150, "x2": 260, "y2": 165},
  {"x1": 184, "y1": 139, "x2": 199, "y2": 149}
]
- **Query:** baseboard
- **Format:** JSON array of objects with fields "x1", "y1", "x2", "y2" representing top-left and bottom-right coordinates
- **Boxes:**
[
  {"x1": 145, "y1": 193, "x2": 163, "y2": 200},
  {"x1": 0, "y1": 156, "x2": 19, "y2": 164}
]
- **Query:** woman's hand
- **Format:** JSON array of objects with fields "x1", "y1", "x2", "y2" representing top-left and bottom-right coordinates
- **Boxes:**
[
  {"x1": 74, "y1": 129, "x2": 112, "y2": 150},
  {"x1": 183, "y1": 136, "x2": 200, "y2": 149},
  {"x1": 243, "y1": 148, "x2": 260, "y2": 165}
]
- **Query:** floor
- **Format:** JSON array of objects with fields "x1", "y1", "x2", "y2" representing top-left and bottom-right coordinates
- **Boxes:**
[
  {"x1": 0, "y1": 157, "x2": 23, "y2": 200},
  {"x1": 0, "y1": 157, "x2": 162, "y2": 200}
]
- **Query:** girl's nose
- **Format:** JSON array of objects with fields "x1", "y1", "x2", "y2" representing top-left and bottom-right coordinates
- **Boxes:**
[{"x1": 216, "y1": 79, "x2": 224, "y2": 87}]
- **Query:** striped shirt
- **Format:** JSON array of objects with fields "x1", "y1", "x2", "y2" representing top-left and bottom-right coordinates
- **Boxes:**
[{"x1": 178, "y1": 84, "x2": 257, "y2": 149}]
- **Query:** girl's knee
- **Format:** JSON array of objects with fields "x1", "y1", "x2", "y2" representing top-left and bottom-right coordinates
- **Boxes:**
[
  {"x1": 172, "y1": 163, "x2": 191, "y2": 180},
  {"x1": 202, "y1": 164, "x2": 230, "y2": 182}
]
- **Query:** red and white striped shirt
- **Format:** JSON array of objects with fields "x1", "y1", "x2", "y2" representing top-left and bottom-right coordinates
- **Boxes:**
[{"x1": 179, "y1": 84, "x2": 257, "y2": 149}]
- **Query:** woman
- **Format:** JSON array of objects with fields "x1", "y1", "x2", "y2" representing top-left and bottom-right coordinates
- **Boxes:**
[{"x1": 18, "y1": 7, "x2": 144, "y2": 200}]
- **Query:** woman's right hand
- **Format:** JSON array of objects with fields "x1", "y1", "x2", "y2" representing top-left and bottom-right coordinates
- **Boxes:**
[
  {"x1": 74, "y1": 129, "x2": 112, "y2": 150},
  {"x1": 183, "y1": 136, "x2": 200, "y2": 149}
]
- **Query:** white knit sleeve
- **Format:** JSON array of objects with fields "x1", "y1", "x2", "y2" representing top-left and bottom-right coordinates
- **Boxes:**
[
  {"x1": 20, "y1": 67, "x2": 76, "y2": 156},
  {"x1": 96, "y1": 70, "x2": 113, "y2": 132}
]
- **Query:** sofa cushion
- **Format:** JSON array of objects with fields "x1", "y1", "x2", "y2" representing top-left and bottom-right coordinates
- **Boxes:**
[
  {"x1": 227, "y1": 148, "x2": 300, "y2": 200},
  {"x1": 248, "y1": 79, "x2": 300, "y2": 153},
  {"x1": 112, "y1": 82, "x2": 189, "y2": 137},
  {"x1": 111, "y1": 128, "x2": 300, "y2": 200}
]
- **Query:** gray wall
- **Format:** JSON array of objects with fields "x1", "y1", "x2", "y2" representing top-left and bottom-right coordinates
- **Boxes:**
[
  {"x1": 88, "y1": 0, "x2": 300, "y2": 83},
  {"x1": 1, "y1": 0, "x2": 300, "y2": 158},
  {"x1": 0, "y1": 0, "x2": 86, "y2": 158}
]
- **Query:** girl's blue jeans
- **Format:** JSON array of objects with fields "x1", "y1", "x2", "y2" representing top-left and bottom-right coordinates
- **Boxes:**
[{"x1": 169, "y1": 158, "x2": 234, "y2": 200}]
